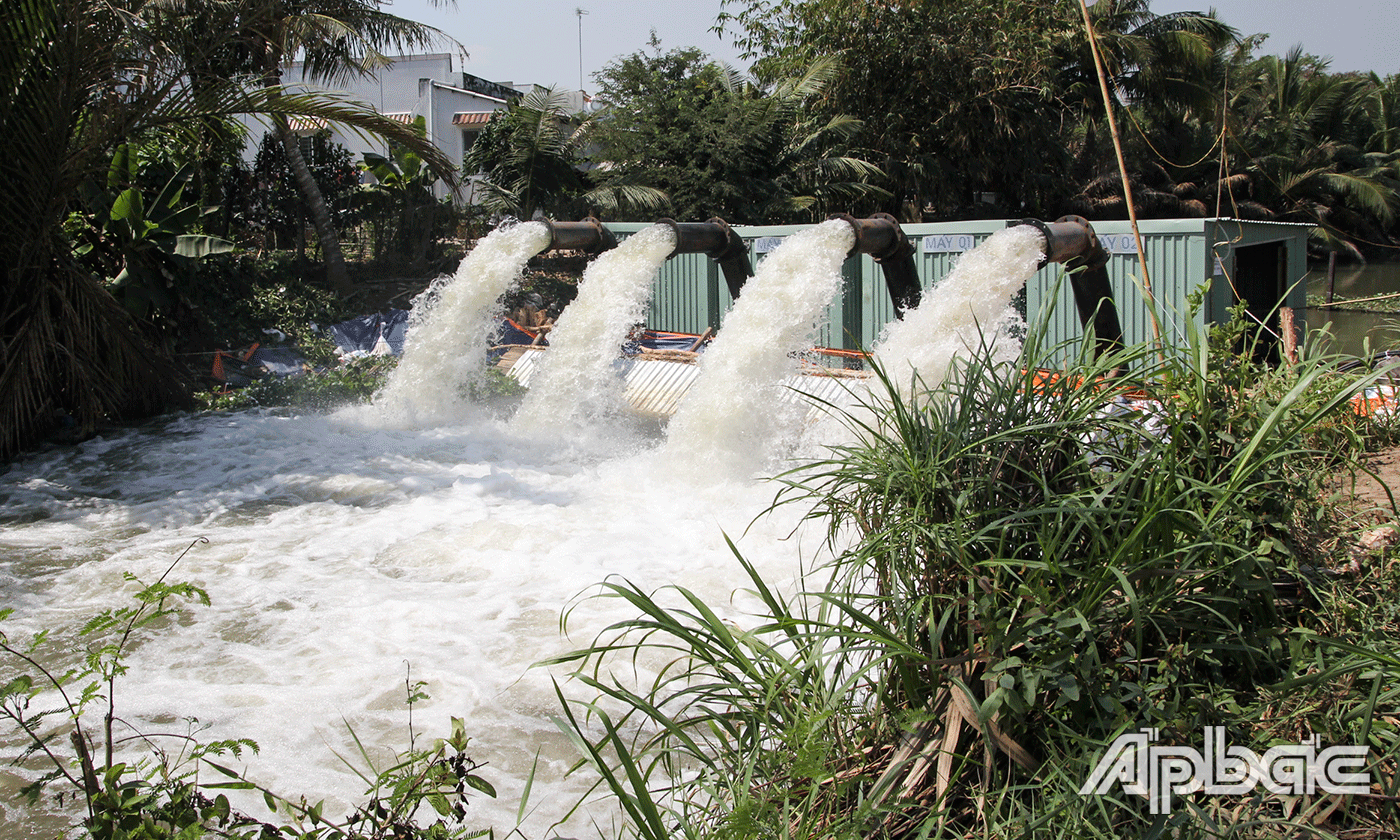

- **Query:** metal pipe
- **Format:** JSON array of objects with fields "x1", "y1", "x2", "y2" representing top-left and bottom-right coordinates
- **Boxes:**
[
  {"x1": 656, "y1": 217, "x2": 753, "y2": 300},
  {"x1": 542, "y1": 217, "x2": 617, "y2": 253},
  {"x1": 1011, "y1": 215, "x2": 1123, "y2": 364},
  {"x1": 830, "y1": 213, "x2": 922, "y2": 316}
]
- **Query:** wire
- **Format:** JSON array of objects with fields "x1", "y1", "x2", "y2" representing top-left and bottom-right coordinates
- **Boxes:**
[{"x1": 1122, "y1": 105, "x2": 1226, "y2": 170}]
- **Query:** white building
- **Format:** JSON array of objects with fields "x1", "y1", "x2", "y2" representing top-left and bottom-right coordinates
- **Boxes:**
[{"x1": 252, "y1": 53, "x2": 586, "y2": 204}]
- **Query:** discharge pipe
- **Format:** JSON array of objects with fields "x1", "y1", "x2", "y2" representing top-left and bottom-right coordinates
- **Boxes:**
[
  {"x1": 540, "y1": 217, "x2": 754, "y2": 301},
  {"x1": 830, "y1": 213, "x2": 922, "y2": 316},
  {"x1": 1011, "y1": 215, "x2": 1124, "y2": 361},
  {"x1": 655, "y1": 217, "x2": 753, "y2": 300},
  {"x1": 541, "y1": 217, "x2": 617, "y2": 254}
]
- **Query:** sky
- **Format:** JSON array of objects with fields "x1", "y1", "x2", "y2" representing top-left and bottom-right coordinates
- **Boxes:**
[{"x1": 390, "y1": 0, "x2": 1399, "y2": 94}]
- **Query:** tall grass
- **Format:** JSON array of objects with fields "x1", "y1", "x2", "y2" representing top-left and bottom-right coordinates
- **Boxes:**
[{"x1": 551, "y1": 290, "x2": 1400, "y2": 838}]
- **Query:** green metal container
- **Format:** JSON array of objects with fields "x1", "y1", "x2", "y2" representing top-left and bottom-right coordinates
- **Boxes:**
[{"x1": 604, "y1": 218, "x2": 1312, "y2": 357}]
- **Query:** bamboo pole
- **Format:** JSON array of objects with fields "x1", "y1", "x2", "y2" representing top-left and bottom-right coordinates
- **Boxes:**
[{"x1": 1078, "y1": 0, "x2": 1163, "y2": 347}]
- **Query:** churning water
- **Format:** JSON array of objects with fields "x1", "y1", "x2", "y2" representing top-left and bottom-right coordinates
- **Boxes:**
[
  {"x1": 0, "y1": 407, "x2": 823, "y2": 834},
  {"x1": 375, "y1": 221, "x2": 552, "y2": 427},
  {"x1": 874, "y1": 225, "x2": 1045, "y2": 390},
  {"x1": 664, "y1": 219, "x2": 855, "y2": 477},
  {"x1": 0, "y1": 221, "x2": 1046, "y2": 835},
  {"x1": 516, "y1": 224, "x2": 678, "y2": 434}
]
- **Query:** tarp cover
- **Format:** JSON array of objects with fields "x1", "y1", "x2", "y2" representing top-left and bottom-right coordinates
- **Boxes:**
[
  {"x1": 624, "y1": 330, "x2": 706, "y2": 355},
  {"x1": 492, "y1": 317, "x2": 542, "y2": 348},
  {"x1": 248, "y1": 346, "x2": 308, "y2": 377},
  {"x1": 329, "y1": 310, "x2": 409, "y2": 357}
]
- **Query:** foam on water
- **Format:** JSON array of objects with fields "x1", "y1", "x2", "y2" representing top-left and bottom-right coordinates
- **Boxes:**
[
  {"x1": 0, "y1": 221, "x2": 1049, "y2": 836},
  {"x1": 514, "y1": 224, "x2": 677, "y2": 434},
  {"x1": 663, "y1": 219, "x2": 855, "y2": 477},
  {"x1": 873, "y1": 225, "x2": 1045, "y2": 391},
  {"x1": 373, "y1": 221, "x2": 551, "y2": 427},
  {"x1": 0, "y1": 410, "x2": 820, "y2": 835}
]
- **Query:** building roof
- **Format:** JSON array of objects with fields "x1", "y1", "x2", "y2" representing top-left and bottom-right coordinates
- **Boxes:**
[
  {"x1": 286, "y1": 116, "x2": 328, "y2": 133},
  {"x1": 452, "y1": 111, "x2": 495, "y2": 127}
]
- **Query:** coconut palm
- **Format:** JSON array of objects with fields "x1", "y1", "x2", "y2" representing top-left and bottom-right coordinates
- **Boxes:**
[
  {"x1": 1058, "y1": 0, "x2": 1237, "y2": 192},
  {"x1": 1364, "y1": 72, "x2": 1400, "y2": 153},
  {"x1": 1221, "y1": 49, "x2": 1400, "y2": 255},
  {"x1": 240, "y1": 0, "x2": 457, "y2": 293},
  {"x1": 465, "y1": 87, "x2": 668, "y2": 221},
  {"x1": 0, "y1": 0, "x2": 456, "y2": 458}
]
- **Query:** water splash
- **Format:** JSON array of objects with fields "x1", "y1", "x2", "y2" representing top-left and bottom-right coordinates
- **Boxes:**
[
  {"x1": 0, "y1": 407, "x2": 821, "y2": 836},
  {"x1": 664, "y1": 219, "x2": 855, "y2": 478},
  {"x1": 514, "y1": 225, "x2": 677, "y2": 434},
  {"x1": 373, "y1": 221, "x2": 551, "y2": 426},
  {"x1": 873, "y1": 225, "x2": 1045, "y2": 392}
]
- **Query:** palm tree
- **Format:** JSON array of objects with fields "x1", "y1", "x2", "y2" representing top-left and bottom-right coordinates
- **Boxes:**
[
  {"x1": 1058, "y1": 0, "x2": 1237, "y2": 190},
  {"x1": 1363, "y1": 72, "x2": 1400, "y2": 154},
  {"x1": 0, "y1": 0, "x2": 457, "y2": 458},
  {"x1": 1221, "y1": 49, "x2": 1399, "y2": 255},
  {"x1": 242, "y1": 0, "x2": 457, "y2": 292},
  {"x1": 723, "y1": 57, "x2": 889, "y2": 222},
  {"x1": 465, "y1": 87, "x2": 668, "y2": 221}
]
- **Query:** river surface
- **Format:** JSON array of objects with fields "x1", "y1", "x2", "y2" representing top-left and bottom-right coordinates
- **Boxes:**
[
  {"x1": 0, "y1": 222, "x2": 1050, "y2": 835},
  {"x1": 1306, "y1": 261, "x2": 1400, "y2": 356},
  {"x1": 0, "y1": 406, "x2": 826, "y2": 834}
]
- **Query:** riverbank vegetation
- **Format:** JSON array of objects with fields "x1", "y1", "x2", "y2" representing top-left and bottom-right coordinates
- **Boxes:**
[
  {"x1": 550, "y1": 308, "x2": 1400, "y2": 838},
  {"x1": 6, "y1": 304, "x2": 1398, "y2": 838},
  {"x1": 0, "y1": 0, "x2": 458, "y2": 460}
]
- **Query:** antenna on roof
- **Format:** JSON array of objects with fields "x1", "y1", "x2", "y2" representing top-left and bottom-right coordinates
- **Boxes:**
[{"x1": 576, "y1": 8, "x2": 589, "y2": 94}]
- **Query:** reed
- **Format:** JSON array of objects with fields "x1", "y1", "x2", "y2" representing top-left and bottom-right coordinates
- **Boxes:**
[{"x1": 551, "y1": 293, "x2": 1400, "y2": 838}]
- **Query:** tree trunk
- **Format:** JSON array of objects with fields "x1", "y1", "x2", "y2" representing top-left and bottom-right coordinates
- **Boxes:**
[{"x1": 271, "y1": 113, "x2": 352, "y2": 295}]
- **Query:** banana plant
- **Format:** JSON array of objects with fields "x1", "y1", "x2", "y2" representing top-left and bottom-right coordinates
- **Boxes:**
[
  {"x1": 73, "y1": 143, "x2": 235, "y2": 320},
  {"x1": 359, "y1": 115, "x2": 442, "y2": 263}
]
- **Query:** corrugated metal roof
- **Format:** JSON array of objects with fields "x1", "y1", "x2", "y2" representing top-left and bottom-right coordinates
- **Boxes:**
[{"x1": 498, "y1": 346, "x2": 870, "y2": 421}]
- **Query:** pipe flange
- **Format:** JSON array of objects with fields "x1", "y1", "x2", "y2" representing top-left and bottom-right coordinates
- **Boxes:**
[{"x1": 1054, "y1": 215, "x2": 1109, "y2": 270}]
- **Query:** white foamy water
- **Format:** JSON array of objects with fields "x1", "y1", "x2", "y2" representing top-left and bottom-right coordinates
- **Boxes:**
[
  {"x1": 663, "y1": 219, "x2": 856, "y2": 477},
  {"x1": 874, "y1": 225, "x2": 1045, "y2": 391},
  {"x1": 515, "y1": 225, "x2": 677, "y2": 434},
  {"x1": 0, "y1": 410, "x2": 820, "y2": 836},
  {"x1": 0, "y1": 221, "x2": 1051, "y2": 837},
  {"x1": 374, "y1": 221, "x2": 551, "y2": 427}
]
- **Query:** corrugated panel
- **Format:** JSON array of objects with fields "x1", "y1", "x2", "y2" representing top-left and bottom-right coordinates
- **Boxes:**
[
  {"x1": 615, "y1": 217, "x2": 1309, "y2": 361},
  {"x1": 649, "y1": 252, "x2": 714, "y2": 335},
  {"x1": 500, "y1": 346, "x2": 544, "y2": 386},
  {"x1": 502, "y1": 347, "x2": 870, "y2": 421},
  {"x1": 781, "y1": 371, "x2": 870, "y2": 421},
  {"x1": 620, "y1": 358, "x2": 703, "y2": 418}
]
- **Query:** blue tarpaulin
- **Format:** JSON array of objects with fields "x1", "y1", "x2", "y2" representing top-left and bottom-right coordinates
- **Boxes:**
[{"x1": 328, "y1": 310, "x2": 409, "y2": 357}]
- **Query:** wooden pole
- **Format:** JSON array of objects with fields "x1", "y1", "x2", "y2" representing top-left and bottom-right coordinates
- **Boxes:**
[
  {"x1": 1326, "y1": 251, "x2": 1337, "y2": 305},
  {"x1": 1078, "y1": 0, "x2": 1162, "y2": 346},
  {"x1": 1280, "y1": 306, "x2": 1298, "y2": 365}
]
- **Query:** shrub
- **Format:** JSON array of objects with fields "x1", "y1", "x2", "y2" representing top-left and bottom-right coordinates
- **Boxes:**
[{"x1": 551, "y1": 299, "x2": 1400, "y2": 838}]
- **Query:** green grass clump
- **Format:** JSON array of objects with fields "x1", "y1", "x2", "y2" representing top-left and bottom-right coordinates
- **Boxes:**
[{"x1": 551, "y1": 299, "x2": 1400, "y2": 839}]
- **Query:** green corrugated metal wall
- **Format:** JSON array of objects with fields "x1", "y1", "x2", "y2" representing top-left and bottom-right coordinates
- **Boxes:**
[{"x1": 604, "y1": 218, "x2": 1312, "y2": 354}]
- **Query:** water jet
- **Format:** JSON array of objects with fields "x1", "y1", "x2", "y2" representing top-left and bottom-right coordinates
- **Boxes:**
[{"x1": 496, "y1": 215, "x2": 1127, "y2": 419}]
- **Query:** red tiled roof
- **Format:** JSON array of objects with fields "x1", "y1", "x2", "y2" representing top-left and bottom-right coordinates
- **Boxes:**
[
  {"x1": 453, "y1": 111, "x2": 495, "y2": 126},
  {"x1": 286, "y1": 116, "x2": 328, "y2": 133}
]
